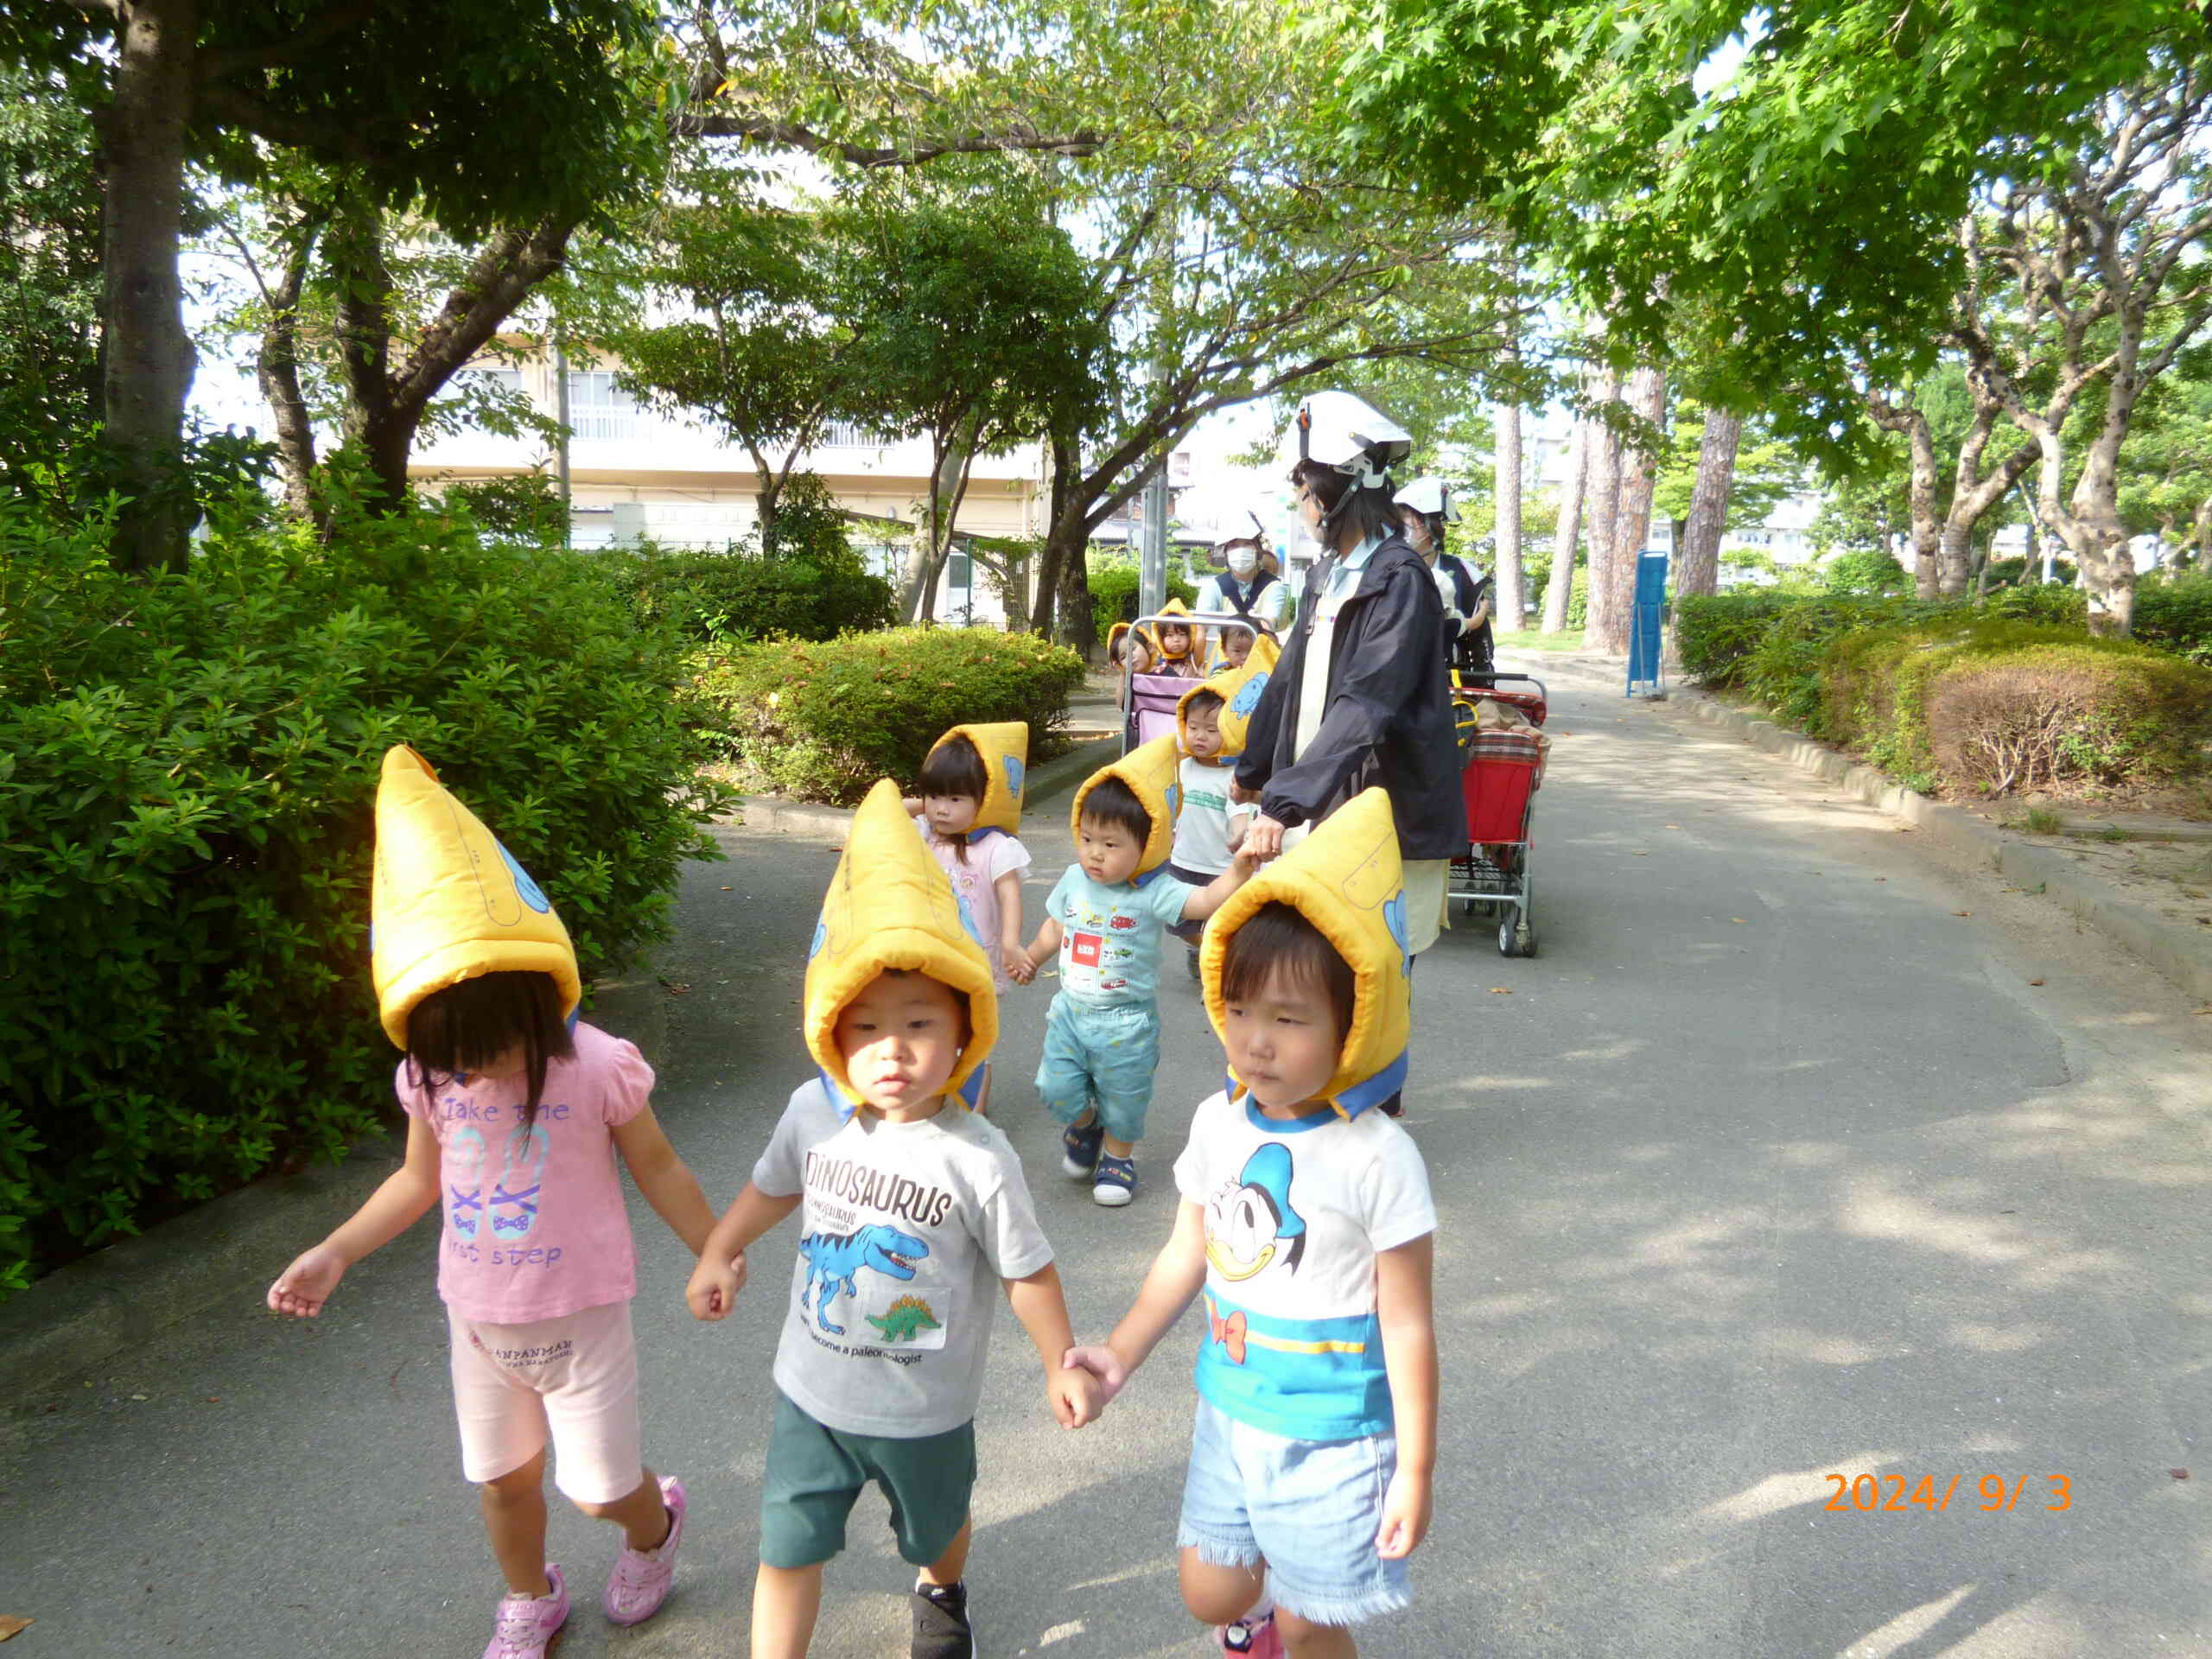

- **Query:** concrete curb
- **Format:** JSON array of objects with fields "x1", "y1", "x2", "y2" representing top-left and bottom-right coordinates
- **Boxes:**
[
  {"x1": 1660, "y1": 685, "x2": 2212, "y2": 1004},
  {"x1": 721, "y1": 734, "x2": 1125, "y2": 842},
  {"x1": 0, "y1": 976, "x2": 669, "y2": 1401}
]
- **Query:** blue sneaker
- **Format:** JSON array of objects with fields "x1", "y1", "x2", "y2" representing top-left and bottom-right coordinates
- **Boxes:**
[
  {"x1": 1092, "y1": 1154, "x2": 1137, "y2": 1207},
  {"x1": 1061, "y1": 1119, "x2": 1104, "y2": 1179}
]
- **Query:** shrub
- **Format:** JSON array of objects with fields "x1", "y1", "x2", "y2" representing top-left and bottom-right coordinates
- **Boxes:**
[
  {"x1": 0, "y1": 498, "x2": 727, "y2": 1294},
  {"x1": 2136, "y1": 576, "x2": 2212, "y2": 666},
  {"x1": 1926, "y1": 644, "x2": 2212, "y2": 796},
  {"x1": 691, "y1": 627, "x2": 1087, "y2": 805},
  {"x1": 1676, "y1": 592, "x2": 1799, "y2": 685},
  {"x1": 1087, "y1": 554, "x2": 1197, "y2": 644},
  {"x1": 1822, "y1": 549, "x2": 1910, "y2": 596},
  {"x1": 1815, "y1": 618, "x2": 2085, "y2": 781},
  {"x1": 610, "y1": 542, "x2": 897, "y2": 644}
]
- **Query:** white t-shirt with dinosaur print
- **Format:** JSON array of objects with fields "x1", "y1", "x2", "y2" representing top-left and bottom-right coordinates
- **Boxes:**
[{"x1": 753, "y1": 1077, "x2": 1055, "y2": 1438}]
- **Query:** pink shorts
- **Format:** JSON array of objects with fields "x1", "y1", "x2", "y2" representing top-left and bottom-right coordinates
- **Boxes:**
[{"x1": 447, "y1": 1300, "x2": 643, "y2": 1503}]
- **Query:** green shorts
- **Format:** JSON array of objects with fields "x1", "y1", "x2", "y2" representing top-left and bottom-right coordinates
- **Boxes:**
[{"x1": 760, "y1": 1390, "x2": 976, "y2": 1569}]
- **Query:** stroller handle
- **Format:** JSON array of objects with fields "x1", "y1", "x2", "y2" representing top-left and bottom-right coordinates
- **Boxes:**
[{"x1": 1127, "y1": 610, "x2": 1281, "y2": 640}]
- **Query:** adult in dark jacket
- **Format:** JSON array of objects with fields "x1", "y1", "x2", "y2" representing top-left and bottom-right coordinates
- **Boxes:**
[{"x1": 1233, "y1": 392, "x2": 1468, "y2": 959}]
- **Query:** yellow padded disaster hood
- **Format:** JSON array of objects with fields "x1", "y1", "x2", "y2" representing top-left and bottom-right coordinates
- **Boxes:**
[
  {"x1": 1178, "y1": 645, "x2": 1277, "y2": 760},
  {"x1": 926, "y1": 721, "x2": 1028, "y2": 836},
  {"x1": 1200, "y1": 786, "x2": 1411, "y2": 1119},
  {"x1": 1144, "y1": 596, "x2": 1197, "y2": 661},
  {"x1": 1069, "y1": 733, "x2": 1182, "y2": 880},
  {"x1": 805, "y1": 779, "x2": 998, "y2": 1109},
  {"x1": 372, "y1": 745, "x2": 582, "y2": 1050}
]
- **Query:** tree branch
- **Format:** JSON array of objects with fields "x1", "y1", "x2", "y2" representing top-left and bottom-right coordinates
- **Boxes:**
[{"x1": 671, "y1": 112, "x2": 1103, "y2": 167}]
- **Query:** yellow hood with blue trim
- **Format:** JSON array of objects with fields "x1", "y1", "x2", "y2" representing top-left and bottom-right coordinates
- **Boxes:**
[
  {"x1": 1200, "y1": 787, "x2": 1411, "y2": 1118},
  {"x1": 1070, "y1": 733, "x2": 1182, "y2": 879},
  {"x1": 928, "y1": 721, "x2": 1027, "y2": 836},
  {"x1": 371, "y1": 745, "x2": 581, "y2": 1050},
  {"x1": 1179, "y1": 647, "x2": 1276, "y2": 760},
  {"x1": 805, "y1": 779, "x2": 998, "y2": 1107}
]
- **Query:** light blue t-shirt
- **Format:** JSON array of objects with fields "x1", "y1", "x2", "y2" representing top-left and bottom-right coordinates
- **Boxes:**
[{"x1": 1046, "y1": 864, "x2": 1196, "y2": 1007}]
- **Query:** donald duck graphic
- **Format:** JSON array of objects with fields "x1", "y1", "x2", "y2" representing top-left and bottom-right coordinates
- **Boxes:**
[{"x1": 1205, "y1": 1144, "x2": 1306, "y2": 1285}]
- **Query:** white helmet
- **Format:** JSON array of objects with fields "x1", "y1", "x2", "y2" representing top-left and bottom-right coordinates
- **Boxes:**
[
  {"x1": 1394, "y1": 477, "x2": 1460, "y2": 523},
  {"x1": 1283, "y1": 391, "x2": 1412, "y2": 516}
]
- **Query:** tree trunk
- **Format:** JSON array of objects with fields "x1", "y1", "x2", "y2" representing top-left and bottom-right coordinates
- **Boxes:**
[
  {"x1": 1869, "y1": 394, "x2": 1942, "y2": 597},
  {"x1": 256, "y1": 223, "x2": 326, "y2": 528},
  {"x1": 1492, "y1": 373, "x2": 1526, "y2": 636},
  {"x1": 1541, "y1": 419, "x2": 1587, "y2": 634},
  {"x1": 101, "y1": 0, "x2": 200, "y2": 574},
  {"x1": 2038, "y1": 423, "x2": 2139, "y2": 634},
  {"x1": 1027, "y1": 423, "x2": 1084, "y2": 637},
  {"x1": 1595, "y1": 365, "x2": 1665, "y2": 655},
  {"x1": 1579, "y1": 371, "x2": 1624, "y2": 648},
  {"x1": 1675, "y1": 404, "x2": 1741, "y2": 600}
]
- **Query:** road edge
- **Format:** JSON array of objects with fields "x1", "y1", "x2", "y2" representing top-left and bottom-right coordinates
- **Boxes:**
[{"x1": 1523, "y1": 652, "x2": 2212, "y2": 1004}]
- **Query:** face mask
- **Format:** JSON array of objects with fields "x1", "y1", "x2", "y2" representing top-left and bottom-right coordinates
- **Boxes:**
[{"x1": 1227, "y1": 548, "x2": 1258, "y2": 577}]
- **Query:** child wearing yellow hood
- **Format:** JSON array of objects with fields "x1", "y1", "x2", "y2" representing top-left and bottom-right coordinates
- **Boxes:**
[
  {"x1": 1010, "y1": 736, "x2": 1258, "y2": 1206},
  {"x1": 1066, "y1": 790, "x2": 1438, "y2": 1658},
  {"x1": 269, "y1": 747, "x2": 719, "y2": 1658},
  {"x1": 685, "y1": 781, "x2": 1097, "y2": 1659}
]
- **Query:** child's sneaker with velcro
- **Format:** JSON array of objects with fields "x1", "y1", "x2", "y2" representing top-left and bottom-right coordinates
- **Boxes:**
[
  {"x1": 602, "y1": 1473, "x2": 685, "y2": 1625},
  {"x1": 911, "y1": 1578, "x2": 975, "y2": 1659},
  {"x1": 1092, "y1": 1153, "x2": 1138, "y2": 1207},
  {"x1": 483, "y1": 1565, "x2": 568, "y2": 1659},
  {"x1": 1061, "y1": 1118, "x2": 1104, "y2": 1179}
]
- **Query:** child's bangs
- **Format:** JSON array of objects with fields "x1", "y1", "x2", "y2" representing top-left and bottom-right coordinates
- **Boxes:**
[
  {"x1": 1218, "y1": 903, "x2": 1355, "y2": 1041},
  {"x1": 1078, "y1": 774, "x2": 1153, "y2": 845},
  {"x1": 406, "y1": 970, "x2": 575, "y2": 1122},
  {"x1": 918, "y1": 735, "x2": 988, "y2": 801}
]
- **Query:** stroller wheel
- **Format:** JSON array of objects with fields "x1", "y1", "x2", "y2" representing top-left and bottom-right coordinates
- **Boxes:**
[
  {"x1": 1497, "y1": 916, "x2": 1518, "y2": 957},
  {"x1": 1516, "y1": 922, "x2": 1537, "y2": 958}
]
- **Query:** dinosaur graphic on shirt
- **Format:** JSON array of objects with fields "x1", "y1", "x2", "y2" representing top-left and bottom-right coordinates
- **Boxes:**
[
  {"x1": 798, "y1": 1224, "x2": 929, "y2": 1336},
  {"x1": 864, "y1": 1294, "x2": 944, "y2": 1344}
]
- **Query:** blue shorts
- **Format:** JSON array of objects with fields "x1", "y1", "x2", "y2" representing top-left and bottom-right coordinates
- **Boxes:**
[
  {"x1": 1177, "y1": 1398, "x2": 1411, "y2": 1627},
  {"x1": 1034, "y1": 994, "x2": 1160, "y2": 1145}
]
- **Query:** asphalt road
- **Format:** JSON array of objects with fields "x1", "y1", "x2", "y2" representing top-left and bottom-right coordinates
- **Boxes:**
[{"x1": 4, "y1": 658, "x2": 2209, "y2": 1658}]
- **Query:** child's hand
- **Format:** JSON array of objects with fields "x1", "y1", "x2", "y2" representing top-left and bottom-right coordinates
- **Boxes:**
[
  {"x1": 1047, "y1": 1363, "x2": 1103, "y2": 1428},
  {"x1": 1060, "y1": 1344, "x2": 1130, "y2": 1405},
  {"x1": 685, "y1": 1249, "x2": 748, "y2": 1322},
  {"x1": 1001, "y1": 945, "x2": 1031, "y2": 985},
  {"x1": 1375, "y1": 1467, "x2": 1432, "y2": 1559},
  {"x1": 268, "y1": 1244, "x2": 346, "y2": 1318}
]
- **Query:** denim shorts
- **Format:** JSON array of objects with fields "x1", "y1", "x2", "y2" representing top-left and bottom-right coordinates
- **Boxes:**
[
  {"x1": 1034, "y1": 994, "x2": 1160, "y2": 1144},
  {"x1": 1177, "y1": 1398, "x2": 1411, "y2": 1627}
]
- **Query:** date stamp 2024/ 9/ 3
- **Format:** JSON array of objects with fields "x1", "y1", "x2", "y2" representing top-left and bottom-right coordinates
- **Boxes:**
[{"x1": 1825, "y1": 1474, "x2": 2071, "y2": 1514}]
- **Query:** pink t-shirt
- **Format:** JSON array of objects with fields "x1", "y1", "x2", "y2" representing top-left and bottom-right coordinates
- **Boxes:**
[
  {"x1": 917, "y1": 822, "x2": 1032, "y2": 988},
  {"x1": 397, "y1": 1020, "x2": 652, "y2": 1323}
]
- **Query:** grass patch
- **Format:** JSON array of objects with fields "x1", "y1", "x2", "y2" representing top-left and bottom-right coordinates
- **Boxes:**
[
  {"x1": 1494, "y1": 629, "x2": 1595, "y2": 654},
  {"x1": 2018, "y1": 808, "x2": 2063, "y2": 835}
]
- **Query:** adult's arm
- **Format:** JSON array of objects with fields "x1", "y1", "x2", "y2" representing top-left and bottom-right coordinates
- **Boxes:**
[{"x1": 1257, "y1": 564, "x2": 1439, "y2": 830}]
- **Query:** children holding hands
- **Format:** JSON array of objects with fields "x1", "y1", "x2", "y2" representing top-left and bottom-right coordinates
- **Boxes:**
[
  {"x1": 272, "y1": 722, "x2": 1435, "y2": 1659},
  {"x1": 689, "y1": 780, "x2": 1098, "y2": 1659}
]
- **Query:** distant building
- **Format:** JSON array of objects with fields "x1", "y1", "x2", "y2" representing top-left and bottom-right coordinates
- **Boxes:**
[{"x1": 410, "y1": 351, "x2": 1049, "y2": 626}]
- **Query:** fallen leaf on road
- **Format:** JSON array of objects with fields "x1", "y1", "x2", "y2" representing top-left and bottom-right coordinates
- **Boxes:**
[
  {"x1": 0, "y1": 1616, "x2": 32, "y2": 1641},
  {"x1": 1664, "y1": 824, "x2": 1680, "y2": 830},
  {"x1": 1488, "y1": 987, "x2": 1513, "y2": 995},
  {"x1": 130, "y1": 1394, "x2": 148, "y2": 1402},
  {"x1": 2193, "y1": 1006, "x2": 2212, "y2": 1016},
  {"x1": 2175, "y1": 1470, "x2": 2191, "y2": 1480},
  {"x1": 1633, "y1": 851, "x2": 1648, "y2": 856},
  {"x1": 658, "y1": 979, "x2": 691, "y2": 995},
  {"x1": 1730, "y1": 918, "x2": 1746, "y2": 925},
  {"x1": 720, "y1": 886, "x2": 734, "y2": 891},
  {"x1": 2027, "y1": 978, "x2": 2045, "y2": 986},
  {"x1": 1952, "y1": 911, "x2": 1972, "y2": 918}
]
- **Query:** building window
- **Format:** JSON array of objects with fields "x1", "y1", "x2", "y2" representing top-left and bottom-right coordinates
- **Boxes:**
[{"x1": 567, "y1": 372, "x2": 635, "y2": 442}]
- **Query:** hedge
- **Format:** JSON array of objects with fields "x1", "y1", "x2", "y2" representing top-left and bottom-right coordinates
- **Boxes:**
[
  {"x1": 1088, "y1": 556, "x2": 1197, "y2": 645},
  {"x1": 690, "y1": 626, "x2": 1088, "y2": 805},
  {"x1": 0, "y1": 499, "x2": 728, "y2": 1293},
  {"x1": 607, "y1": 541, "x2": 896, "y2": 644}
]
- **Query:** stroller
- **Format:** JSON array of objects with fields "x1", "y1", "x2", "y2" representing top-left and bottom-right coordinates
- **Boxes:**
[
  {"x1": 1120, "y1": 610, "x2": 1279, "y2": 752},
  {"x1": 1449, "y1": 671, "x2": 1548, "y2": 957}
]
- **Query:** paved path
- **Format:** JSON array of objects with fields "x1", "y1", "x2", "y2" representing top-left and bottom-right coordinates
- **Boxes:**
[{"x1": 4, "y1": 659, "x2": 2210, "y2": 1657}]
